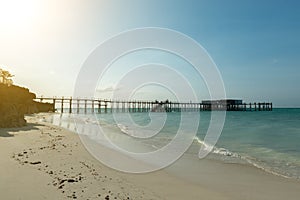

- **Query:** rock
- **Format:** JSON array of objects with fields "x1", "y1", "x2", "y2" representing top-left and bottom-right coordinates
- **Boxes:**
[{"x1": 0, "y1": 83, "x2": 54, "y2": 128}]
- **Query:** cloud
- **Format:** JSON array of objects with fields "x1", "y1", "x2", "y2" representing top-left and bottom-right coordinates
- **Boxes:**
[{"x1": 96, "y1": 85, "x2": 122, "y2": 93}]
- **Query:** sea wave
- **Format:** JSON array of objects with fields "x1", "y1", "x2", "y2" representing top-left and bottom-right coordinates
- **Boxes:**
[
  {"x1": 46, "y1": 113, "x2": 300, "y2": 181},
  {"x1": 193, "y1": 136, "x2": 300, "y2": 180}
]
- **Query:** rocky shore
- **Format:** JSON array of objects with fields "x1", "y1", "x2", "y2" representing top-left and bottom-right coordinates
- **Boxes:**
[{"x1": 0, "y1": 83, "x2": 54, "y2": 128}]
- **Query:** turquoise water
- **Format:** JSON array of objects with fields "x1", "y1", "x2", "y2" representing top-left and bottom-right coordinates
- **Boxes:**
[
  {"x1": 51, "y1": 108, "x2": 300, "y2": 179},
  {"x1": 212, "y1": 108, "x2": 300, "y2": 179}
]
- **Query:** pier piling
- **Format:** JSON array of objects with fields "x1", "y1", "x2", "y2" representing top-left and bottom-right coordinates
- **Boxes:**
[{"x1": 35, "y1": 97, "x2": 273, "y2": 114}]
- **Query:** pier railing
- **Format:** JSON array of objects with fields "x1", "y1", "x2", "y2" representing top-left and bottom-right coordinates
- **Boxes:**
[{"x1": 35, "y1": 97, "x2": 273, "y2": 114}]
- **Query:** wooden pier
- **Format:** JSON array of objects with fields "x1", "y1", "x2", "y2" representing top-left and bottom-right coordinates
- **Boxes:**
[{"x1": 35, "y1": 97, "x2": 272, "y2": 114}]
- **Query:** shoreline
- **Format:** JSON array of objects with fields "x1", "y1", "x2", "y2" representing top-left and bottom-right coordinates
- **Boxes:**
[
  {"x1": 50, "y1": 111, "x2": 300, "y2": 181},
  {"x1": 0, "y1": 113, "x2": 299, "y2": 199}
]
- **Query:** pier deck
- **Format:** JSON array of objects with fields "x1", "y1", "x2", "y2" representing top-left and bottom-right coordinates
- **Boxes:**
[{"x1": 35, "y1": 97, "x2": 272, "y2": 114}]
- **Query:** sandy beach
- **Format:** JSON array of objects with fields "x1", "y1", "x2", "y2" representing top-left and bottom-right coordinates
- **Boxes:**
[{"x1": 0, "y1": 114, "x2": 299, "y2": 200}]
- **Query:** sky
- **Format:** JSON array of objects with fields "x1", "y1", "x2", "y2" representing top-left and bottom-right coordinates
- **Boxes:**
[{"x1": 0, "y1": 0, "x2": 299, "y2": 107}]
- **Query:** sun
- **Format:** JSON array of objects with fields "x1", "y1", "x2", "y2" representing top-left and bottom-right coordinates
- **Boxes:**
[{"x1": 0, "y1": 0, "x2": 37, "y2": 32}]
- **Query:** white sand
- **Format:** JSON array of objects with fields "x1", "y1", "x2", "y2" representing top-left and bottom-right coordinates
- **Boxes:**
[{"x1": 0, "y1": 114, "x2": 299, "y2": 199}]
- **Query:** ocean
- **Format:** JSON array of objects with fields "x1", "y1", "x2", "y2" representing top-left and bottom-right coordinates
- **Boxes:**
[{"x1": 48, "y1": 108, "x2": 300, "y2": 180}]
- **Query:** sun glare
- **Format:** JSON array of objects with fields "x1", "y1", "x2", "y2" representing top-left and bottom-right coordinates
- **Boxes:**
[{"x1": 0, "y1": 0, "x2": 37, "y2": 32}]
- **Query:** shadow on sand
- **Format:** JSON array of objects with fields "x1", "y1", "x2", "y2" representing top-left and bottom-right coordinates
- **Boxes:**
[{"x1": 0, "y1": 123, "x2": 44, "y2": 137}]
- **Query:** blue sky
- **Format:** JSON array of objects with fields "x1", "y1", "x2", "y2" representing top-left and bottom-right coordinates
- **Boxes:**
[{"x1": 0, "y1": 0, "x2": 299, "y2": 107}]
